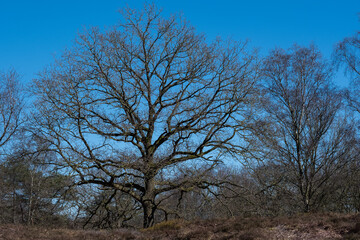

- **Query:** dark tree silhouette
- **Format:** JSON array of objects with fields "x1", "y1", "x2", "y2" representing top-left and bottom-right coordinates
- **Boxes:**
[{"x1": 31, "y1": 5, "x2": 259, "y2": 228}]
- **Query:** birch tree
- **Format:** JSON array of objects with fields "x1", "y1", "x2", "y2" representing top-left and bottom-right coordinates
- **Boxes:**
[{"x1": 251, "y1": 45, "x2": 355, "y2": 212}]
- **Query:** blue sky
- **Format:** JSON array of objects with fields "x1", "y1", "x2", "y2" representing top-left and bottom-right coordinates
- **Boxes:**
[{"x1": 0, "y1": 0, "x2": 359, "y2": 85}]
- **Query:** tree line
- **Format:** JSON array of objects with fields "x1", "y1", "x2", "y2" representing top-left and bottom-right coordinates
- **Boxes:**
[{"x1": 1, "y1": 5, "x2": 360, "y2": 228}]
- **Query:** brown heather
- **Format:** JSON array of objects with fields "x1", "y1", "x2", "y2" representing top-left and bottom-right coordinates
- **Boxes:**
[{"x1": 0, "y1": 213, "x2": 359, "y2": 240}]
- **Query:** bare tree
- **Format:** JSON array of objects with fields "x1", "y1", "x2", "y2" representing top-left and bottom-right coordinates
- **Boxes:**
[
  {"x1": 80, "y1": 188, "x2": 141, "y2": 229},
  {"x1": 334, "y1": 30, "x2": 360, "y2": 213},
  {"x1": 335, "y1": 32, "x2": 360, "y2": 79},
  {"x1": 0, "y1": 135, "x2": 72, "y2": 226},
  {"x1": 248, "y1": 45, "x2": 355, "y2": 213},
  {"x1": 334, "y1": 32, "x2": 360, "y2": 112},
  {"x1": 0, "y1": 69, "x2": 23, "y2": 151},
  {"x1": 31, "y1": 5, "x2": 259, "y2": 228},
  {"x1": 0, "y1": 69, "x2": 24, "y2": 223}
]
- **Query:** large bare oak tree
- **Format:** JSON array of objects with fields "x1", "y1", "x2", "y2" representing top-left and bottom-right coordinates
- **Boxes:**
[{"x1": 31, "y1": 6, "x2": 259, "y2": 228}]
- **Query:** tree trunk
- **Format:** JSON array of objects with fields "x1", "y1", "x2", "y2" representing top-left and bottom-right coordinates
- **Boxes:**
[
  {"x1": 302, "y1": 184, "x2": 311, "y2": 213},
  {"x1": 304, "y1": 198, "x2": 310, "y2": 213},
  {"x1": 143, "y1": 201, "x2": 155, "y2": 228},
  {"x1": 28, "y1": 174, "x2": 34, "y2": 225},
  {"x1": 142, "y1": 176, "x2": 156, "y2": 228}
]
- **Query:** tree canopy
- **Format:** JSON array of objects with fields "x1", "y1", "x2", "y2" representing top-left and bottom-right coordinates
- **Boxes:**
[{"x1": 31, "y1": 5, "x2": 259, "y2": 228}]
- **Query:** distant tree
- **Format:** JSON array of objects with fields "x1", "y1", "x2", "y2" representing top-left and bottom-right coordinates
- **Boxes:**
[
  {"x1": 0, "y1": 136, "x2": 72, "y2": 226},
  {"x1": 334, "y1": 32, "x2": 360, "y2": 112},
  {"x1": 334, "y1": 30, "x2": 360, "y2": 213},
  {"x1": 0, "y1": 68, "x2": 26, "y2": 223},
  {"x1": 31, "y1": 5, "x2": 259, "y2": 228},
  {"x1": 153, "y1": 166, "x2": 240, "y2": 221},
  {"x1": 0, "y1": 69, "x2": 23, "y2": 151},
  {"x1": 80, "y1": 188, "x2": 141, "y2": 229},
  {"x1": 249, "y1": 45, "x2": 355, "y2": 213}
]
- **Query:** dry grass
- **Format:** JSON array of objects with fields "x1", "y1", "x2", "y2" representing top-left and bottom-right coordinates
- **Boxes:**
[
  {"x1": 0, "y1": 225, "x2": 143, "y2": 240},
  {"x1": 0, "y1": 213, "x2": 359, "y2": 239}
]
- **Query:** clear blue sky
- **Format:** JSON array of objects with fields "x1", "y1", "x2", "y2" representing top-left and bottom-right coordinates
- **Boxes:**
[{"x1": 0, "y1": 0, "x2": 359, "y2": 85}]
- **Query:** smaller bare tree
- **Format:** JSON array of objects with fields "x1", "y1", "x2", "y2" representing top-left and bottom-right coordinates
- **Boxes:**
[
  {"x1": 0, "y1": 69, "x2": 23, "y2": 152},
  {"x1": 334, "y1": 32, "x2": 360, "y2": 112},
  {"x1": 248, "y1": 45, "x2": 356, "y2": 213},
  {"x1": 334, "y1": 30, "x2": 360, "y2": 213}
]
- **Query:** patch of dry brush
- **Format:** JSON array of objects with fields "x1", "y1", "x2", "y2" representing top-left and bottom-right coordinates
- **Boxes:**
[{"x1": 0, "y1": 213, "x2": 359, "y2": 240}]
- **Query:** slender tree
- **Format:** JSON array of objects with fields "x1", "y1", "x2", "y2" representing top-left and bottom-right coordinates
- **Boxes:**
[
  {"x1": 334, "y1": 29, "x2": 360, "y2": 213},
  {"x1": 249, "y1": 45, "x2": 355, "y2": 212}
]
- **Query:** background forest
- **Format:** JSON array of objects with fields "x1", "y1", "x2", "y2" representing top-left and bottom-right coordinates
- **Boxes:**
[{"x1": 1, "y1": 4, "x2": 360, "y2": 230}]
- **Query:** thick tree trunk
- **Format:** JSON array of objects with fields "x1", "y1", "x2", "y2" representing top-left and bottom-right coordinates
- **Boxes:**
[
  {"x1": 142, "y1": 176, "x2": 156, "y2": 228},
  {"x1": 143, "y1": 201, "x2": 155, "y2": 228}
]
